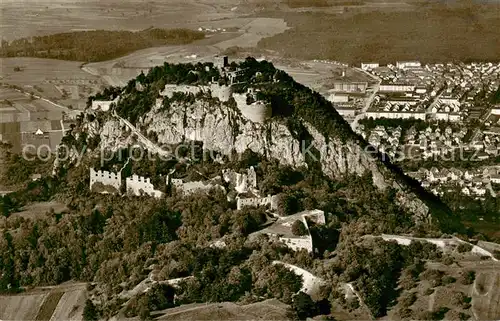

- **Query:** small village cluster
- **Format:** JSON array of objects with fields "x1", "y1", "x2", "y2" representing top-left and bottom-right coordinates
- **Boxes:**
[
  {"x1": 408, "y1": 166, "x2": 500, "y2": 198},
  {"x1": 360, "y1": 124, "x2": 475, "y2": 161}
]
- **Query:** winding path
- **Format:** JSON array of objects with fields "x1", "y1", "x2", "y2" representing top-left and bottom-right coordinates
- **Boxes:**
[{"x1": 112, "y1": 111, "x2": 172, "y2": 159}]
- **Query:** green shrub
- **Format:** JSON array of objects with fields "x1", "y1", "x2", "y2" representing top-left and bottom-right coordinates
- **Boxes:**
[
  {"x1": 442, "y1": 276, "x2": 456, "y2": 285},
  {"x1": 421, "y1": 269, "x2": 444, "y2": 287},
  {"x1": 459, "y1": 270, "x2": 476, "y2": 285},
  {"x1": 424, "y1": 288, "x2": 435, "y2": 295},
  {"x1": 456, "y1": 243, "x2": 473, "y2": 253},
  {"x1": 399, "y1": 291, "x2": 417, "y2": 307},
  {"x1": 292, "y1": 220, "x2": 308, "y2": 236},
  {"x1": 442, "y1": 255, "x2": 455, "y2": 265},
  {"x1": 397, "y1": 307, "x2": 413, "y2": 320}
]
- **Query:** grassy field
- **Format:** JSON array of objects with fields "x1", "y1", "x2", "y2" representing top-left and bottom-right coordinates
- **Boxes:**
[
  {"x1": 258, "y1": 2, "x2": 500, "y2": 64},
  {"x1": 0, "y1": 292, "x2": 48, "y2": 320},
  {"x1": 8, "y1": 201, "x2": 68, "y2": 220},
  {"x1": 382, "y1": 259, "x2": 500, "y2": 321},
  {"x1": 36, "y1": 292, "x2": 64, "y2": 321},
  {"x1": 152, "y1": 299, "x2": 290, "y2": 321},
  {"x1": 0, "y1": 283, "x2": 86, "y2": 321},
  {"x1": 50, "y1": 288, "x2": 86, "y2": 321},
  {"x1": 214, "y1": 18, "x2": 289, "y2": 50},
  {"x1": 463, "y1": 220, "x2": 500, "y2": 243}
]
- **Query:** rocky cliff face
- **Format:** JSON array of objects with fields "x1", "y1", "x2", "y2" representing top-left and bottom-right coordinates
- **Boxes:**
[{"x1": 89, "y1": 96, "x2": 431, "y2": 222}]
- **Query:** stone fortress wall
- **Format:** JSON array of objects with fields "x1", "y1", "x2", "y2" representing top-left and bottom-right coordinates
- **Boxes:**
[
  {"x1": 160, "y1": 85, "x2": 204, "y2": 98},
  {"x1": 159, "y1": 83, "x2": 232, "y2": 102},
  {"x1": 126, "y1": 174, "x2": 163, "y2": 198},
  {"x1": 265, "y1": 210, "x2": 326, "y2": 253},
  {"x1": 91, "y1": 96, "x2": 120, "y2": 112},
  {"x1": 280, "y1": 209, "x2": 326, "y2": 253},
  {"x1": 90, "y1": 168, "x2": 122, "y2": 192},
  {"x1": 210, "y1": 83, "x2": 233, "y2": 102},
  {"x1": 90, "y1": 169, "x2": 163, "y2": 198},
  {"x1": 159, "y1": 83, "x2": 270, "y2": 124},
  {"x1": 279, "y1": 237, "x2": 313, "y2": 253},
  {"x1": 169, "y1": 177, "x2": 224, "y2": 195},
  {"x1": 237, "y1": 194, "x2": 279, "y2": 211},
  {"x1": 232, "y1": 92, "x2": 272, "y2": 124}
]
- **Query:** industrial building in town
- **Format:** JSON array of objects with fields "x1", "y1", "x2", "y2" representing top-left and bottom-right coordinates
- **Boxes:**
[
  {"x1": 396, "y1": 61, "x2": 421, "y2": 69},
  {"x1": 379, "y1": 83, "x2": 416, "y2": 93},
  {"x1": 331, "y1": 81, "x2": 368, "y2": 93},
  {"x1": 361, "y1": 62, "x2": 379, "y2": 70}
]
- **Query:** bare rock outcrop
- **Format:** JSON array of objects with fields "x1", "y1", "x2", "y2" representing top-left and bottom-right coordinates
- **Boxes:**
[{"x1": 88, "y1": 97, "x2": 431, "y2": 222}]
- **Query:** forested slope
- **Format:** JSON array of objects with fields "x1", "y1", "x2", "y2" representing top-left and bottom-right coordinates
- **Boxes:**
[{"x1": 0, "y1": 28, "x2": 205, "y2": 62}]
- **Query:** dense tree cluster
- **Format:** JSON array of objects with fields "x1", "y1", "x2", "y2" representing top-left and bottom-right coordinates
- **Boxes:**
[
  {"x1": 106, "y1": 62, "x2": 219, "y2": 123},
  {"x1": 0, "y1": 143, "x2": 53, "y2": 188},
  {"x1": 0, "y1": 139, "x2": 459, "y2": 318},
  {"x1": 236, "y1": 58, "x2": 354, "y2": 142},
  {"x1": 0, "y1": 29, "x2": 205, "y2": 62},
  {"x1": 330, "y1": 236, "x2": 444, "y2": 317}
]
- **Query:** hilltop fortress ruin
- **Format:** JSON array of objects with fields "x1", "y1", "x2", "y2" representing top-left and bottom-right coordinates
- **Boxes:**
[
  {"x1": 89, "y1": 168, "x2": 163, "y2": 198},
  {"x1": 91, "y1": 56, "x2": 272, "y2": 123},
  {"x1": 159, "y1": 56, "x2": 272, "y2": 124}
]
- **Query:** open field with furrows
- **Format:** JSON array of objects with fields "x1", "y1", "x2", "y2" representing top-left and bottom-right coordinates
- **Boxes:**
[
  {"x1": 258, "y1": 2, "x2": 500, "y2": 64},
  {"x1": 0, "y1": 86, "x2": 68, "y2": 152},
  {"x1": 0, "y1": 0, "x2": 242, "y2": 42},
  {"x1": 146, "y1": 299, "x2": 291, "y2": 321},
  {"x1": 0, "y1": 58, "x2": 103, "y2": 110},
  {"x1": 0, "y1": 86, "x2": 66, "y2": 114},
  {"x1": 0, "y1": 283, "x2": 86, "y2": 321},
  {"x1": 80, "y1": 15, "x2": 289, "y2": 87}
]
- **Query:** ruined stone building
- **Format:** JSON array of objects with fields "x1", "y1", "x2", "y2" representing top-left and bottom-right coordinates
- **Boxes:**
[
  {"x1": 91, "y1": 96, "x2": 120, "y2": 112},
  {"x1": 169, "y1": 177, "x2": 224, "y2": 196},
  {"x1": 249, "y1": 209, "x2": 326, "y2": 253},
  {"x1": 222, "y1": 166, "x2": 258, "y2": 194},
  {"x1": 126, "y1": 174, "x2": 163, "y2": 198},
  {"x1": 236, "y1": 194, "x2": 279, "y2": 211},
  {"x1": 89, "y1": 168, "x2": 122, "y2": 193}
]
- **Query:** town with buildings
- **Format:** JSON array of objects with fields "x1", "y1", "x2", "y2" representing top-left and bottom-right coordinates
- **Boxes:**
[{"x1": 324, "y1": 60, "x2": 500, "y2": 201}]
